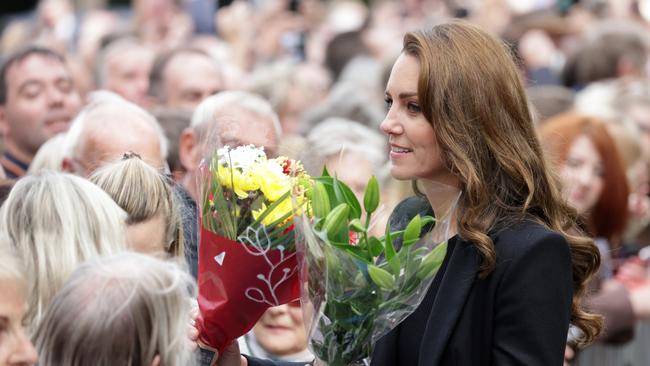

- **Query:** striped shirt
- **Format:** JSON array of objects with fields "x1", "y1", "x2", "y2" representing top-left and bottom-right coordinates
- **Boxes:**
[{"x1": 0, "y1": 151, "x2": 28, "y2": 179}]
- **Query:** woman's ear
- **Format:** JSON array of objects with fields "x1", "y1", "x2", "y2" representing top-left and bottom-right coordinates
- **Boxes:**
[{"x1": 150, "y1": 355, "x2": 161, "y2": 366}]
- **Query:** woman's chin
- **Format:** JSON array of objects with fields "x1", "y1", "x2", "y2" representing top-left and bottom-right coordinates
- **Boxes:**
[{"x1": 389, "y1": 168, "x2": 413, "y2": 181}]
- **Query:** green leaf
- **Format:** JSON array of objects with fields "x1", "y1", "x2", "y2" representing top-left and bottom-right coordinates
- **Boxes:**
[
  {"x1": 249, "y1": 191, "x2": 292, "y2": 228},
  {"x1": 416, "y1": 241, "x2": 448, "y2": 280},
  {"x1": 330, "y1": 242, "x2": 371, "y2": 262},
  {"x1": 402, "y1": 214, "x2": 422, "y2": 247},
  {"x1": 332, "y1": 176, "x2": 361, "y2": 220},
  {"x1": 368, "y1": 237, "x2": 383, "y2": 257},
  {"x1": 367, "y1": 264, "x2": 396, "y2": 290},
  {"x1": 384, "y1": 226, "x2": 400, "y2": 276},
  {"x1": 322, "y1": 165, "x2": 331, "y2": 177},
  {"x1": 363, "y1": 176, "x2": 380, "y2": 214},
  {"x1": 208, "y1": 172, "x2": 237, "y2": 239}
]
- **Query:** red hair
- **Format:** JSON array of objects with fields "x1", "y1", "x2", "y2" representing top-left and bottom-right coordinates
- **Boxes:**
[{"x1": 538, "y1": 113, "x2": 629, "y2": 244}]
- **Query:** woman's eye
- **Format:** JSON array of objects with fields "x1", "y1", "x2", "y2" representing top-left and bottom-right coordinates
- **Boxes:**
[
  {"x1": 407, "y1": 102, "x2": 421, "y2": 113},
  {"x1": 384, "y1": 98, "x2": 393, "y2": 109},
  {"x1": 593, "y1": 165, "x2": 605, "y2": 178},
  {"x1": 565, "y1": 157, "x2": 583, "y2": 168}
]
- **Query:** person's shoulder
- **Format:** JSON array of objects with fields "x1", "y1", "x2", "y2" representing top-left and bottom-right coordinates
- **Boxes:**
[
  {"x1": 388, "y1": 196, "x2": 433, "y2": 230},
  {"x1": 490, "y1": 219, "x2": 569, "y2": 259}
]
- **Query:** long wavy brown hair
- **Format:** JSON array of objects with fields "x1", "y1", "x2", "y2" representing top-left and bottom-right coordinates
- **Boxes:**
[{"x1": 403, "y1": 21, "x2": 602, "y2": 345}]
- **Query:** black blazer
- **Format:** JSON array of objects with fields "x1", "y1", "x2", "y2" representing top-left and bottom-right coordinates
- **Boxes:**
[{"x1": 246, "y1": 198, "x2": 573, "y2": 366}]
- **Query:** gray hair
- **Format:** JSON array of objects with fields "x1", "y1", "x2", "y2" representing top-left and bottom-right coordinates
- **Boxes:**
[
  {"x1": 303, "y1": 117, "x2": 387, "y2": 175},
  {"x1": 0, "y1": 237, "x2": 26, "y2": 289},
  {"x1": 0, "y1": 171, "x2": 127, "y2": 329},
  {"x1": 63, "y1": 91, "x2": 169, "y2": 165},
  {"x1": 190, "y1": 90, "x2": 282, "y2": 139},
  {"x1": 34, "y1": 252, "x2": 196, "y2": 366}
]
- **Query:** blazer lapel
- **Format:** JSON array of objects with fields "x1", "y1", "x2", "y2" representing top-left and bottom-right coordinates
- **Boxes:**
[{"x1": 418, "y1": 237, "x2": 480, "y2": 365}]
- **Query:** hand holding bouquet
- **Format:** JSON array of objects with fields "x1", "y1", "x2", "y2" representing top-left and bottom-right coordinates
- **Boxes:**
[
  {"x1": 297, "y1": 170, "x2": 458, "y2": 366},
  {"x1": 196, "y1": 145, "x2": 310, "y2": 359}
]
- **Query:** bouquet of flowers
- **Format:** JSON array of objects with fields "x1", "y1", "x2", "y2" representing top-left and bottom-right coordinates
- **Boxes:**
[
  {"x1": 295, "y1": 170, "x2": 458, "y2": 366},
  {"x1": 196, "y1": 144, "x2": 310, "y2": 361}
]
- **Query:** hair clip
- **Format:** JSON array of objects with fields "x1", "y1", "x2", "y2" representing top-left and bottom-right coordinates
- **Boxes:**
[{"x1": 122, "y1": 151, "x2": 142, "y2": 160}]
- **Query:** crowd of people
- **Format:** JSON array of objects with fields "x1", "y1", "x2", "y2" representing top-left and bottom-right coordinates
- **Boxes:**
[{"x1": 2, "y1": 0, "x2": 650, "y2": 365}]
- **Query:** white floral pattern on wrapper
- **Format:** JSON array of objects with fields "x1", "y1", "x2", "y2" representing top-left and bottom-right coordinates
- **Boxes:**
[{"x1": 237, "y1": 225, "x2": 298, "y2": 306}]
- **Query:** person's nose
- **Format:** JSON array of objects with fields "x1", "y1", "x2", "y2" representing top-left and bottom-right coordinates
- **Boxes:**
[
  {"x1": 266, "y1": 304, "x2": 289, "y2": 316},
  {"x1": 46, "y1": 84, "x2": 65, "y2": 107},
  {"x1": 380, "y1": 107, "x2": 403, "y2": 136},
  {"x1": 575, "y1": 166, "x2": 594, "y2": 187},
  {"x1": 8, "y1": 329, "x2": 38, "y2": 366}
]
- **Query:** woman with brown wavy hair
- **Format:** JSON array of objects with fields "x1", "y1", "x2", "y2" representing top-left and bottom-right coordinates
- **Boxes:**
[
  {"x1": 367, "y1": 21, "x2": 602, "y2": 366},
  {"x1": 220, "y1": 20, "x2": 602, "y2": 366}
]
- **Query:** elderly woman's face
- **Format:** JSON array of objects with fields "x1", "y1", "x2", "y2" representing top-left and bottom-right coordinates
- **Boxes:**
[
  {"x1": 0, "y1": 279, "x2": 38, "y2": 366},
  {"x1": 380, "y1": 54, "x2": 449, "y2": 183},
  {"x1": 560, "y1": 135, "x2": 605, "y2": 214}
]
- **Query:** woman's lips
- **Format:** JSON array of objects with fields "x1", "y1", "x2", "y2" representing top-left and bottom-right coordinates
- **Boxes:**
[{"x1": 389, "y1": 144, "x2": 413, "y2": 159}]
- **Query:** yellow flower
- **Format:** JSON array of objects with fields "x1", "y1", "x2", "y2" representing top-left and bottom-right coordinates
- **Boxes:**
[
  {"x1": 255, "y1": 161, "x2": 292, "y2": 202},
  {"x1": 252, "y1": 198, "x2": 294, "y2": 226},
  {"x1": 216, "y1": 165, "x2": 260, "y2": 199}
]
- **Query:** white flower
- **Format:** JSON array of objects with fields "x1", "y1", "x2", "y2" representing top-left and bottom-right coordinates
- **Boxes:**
[{"x1": 217, "y1": 145, "x2": 267, "y2": 170}]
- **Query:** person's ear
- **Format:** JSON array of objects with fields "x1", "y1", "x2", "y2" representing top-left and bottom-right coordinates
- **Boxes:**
[
  {"x1": 178, "y1": 128, "x2": 201, "y2": 172},
  {"x1": 150, "y1": 354, "x2": 161, "y2": 366}
]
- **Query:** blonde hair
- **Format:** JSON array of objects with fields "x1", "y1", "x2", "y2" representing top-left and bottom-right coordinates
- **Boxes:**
[
  {"x1": 90, "y1": 153, "x2": 184, "y2": 257},
  {"x1": 0, "y1": 171, "x2": 127, "y2": 329},
  {"x1": 34, "y1": 252, "x2": 196, "y2": 366}
]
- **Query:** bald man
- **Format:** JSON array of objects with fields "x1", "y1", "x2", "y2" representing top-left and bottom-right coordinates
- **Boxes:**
[{"x1": 61, "y1": 92, "x2": 166, "y2": 176}]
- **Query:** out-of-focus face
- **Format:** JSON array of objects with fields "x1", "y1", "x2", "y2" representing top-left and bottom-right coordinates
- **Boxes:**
[
  {"x1": 560, "y1": 135, "x2": 605, "y2": 214},
  {"x1": 380, "y1": 53, "x2": 453, "y2": 185},
  {"x1": 215, "y1": 109, "x2": 279, "y2": 158},
  {"x1": 126, "y1": 213, "x2": 167, "y2": 255},
  {"x1": 253, "y1": 302, "x2": 307, "y2": 357},
  {"x1": 0, "y1": 279, "x2": 38, "y2": 366},
  {"x1": 325, "y1": 151, "x2": 373, "y2": 203},
  {"x1": 0, "y1": 54, "x2": 81, "y2": 159},
  {"x1": 162, "y1": 53, "x2": 223, "y2": 110},
  {"x1": 105, "y1": 47, "x2": 154, "y2": 107}
]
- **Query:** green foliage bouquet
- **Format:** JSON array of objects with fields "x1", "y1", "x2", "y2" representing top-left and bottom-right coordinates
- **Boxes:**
[{"x1": 295, "y1": 170, "x2": 459, "y2": 366}]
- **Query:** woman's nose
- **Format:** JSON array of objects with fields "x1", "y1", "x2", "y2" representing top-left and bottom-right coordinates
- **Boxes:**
[
  {"x1": 575, "y1": 166, "x2": 594, "y2": 186},
  {"x1": 380, "y1": 111, "x2": 401, "y2": 136},
  {"x1": 8, "y1": 329, "x2": 38, "y2": 366}
]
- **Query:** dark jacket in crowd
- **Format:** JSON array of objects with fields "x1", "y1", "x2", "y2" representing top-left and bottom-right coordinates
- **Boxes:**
[{"x1": 175, "y1": 184, "x2": 198, "y2": 278}]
